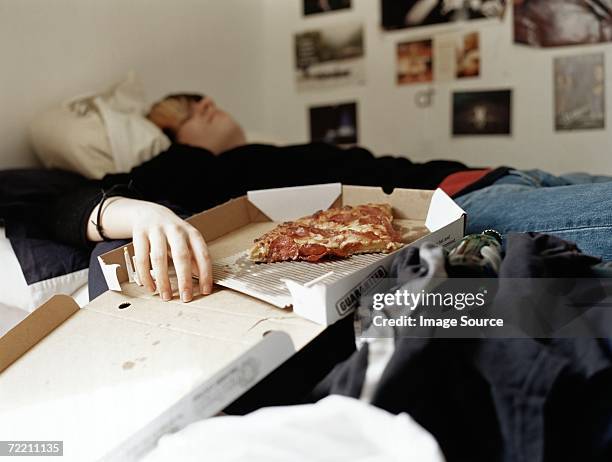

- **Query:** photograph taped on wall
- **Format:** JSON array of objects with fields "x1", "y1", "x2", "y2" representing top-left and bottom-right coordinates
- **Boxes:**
[
  {"x1": 304, "y1": 0, "x2": 351, "y2": 16},
  {"x1": 435, "y1": 31, "x2": 481, "y2": 81},
  {"x1": 309, "y1": 102, "x2": 358, "y2": 145},
  {"x1": 554, "y1": 53, "x2": 605, "y2": 131},
  {"x1": 381, "y1": 0, "x2": 506, "y2": 30},
  {"x1": 397, "y1": 39, "x2": 433, "y2": 85},
  {"x1": 514, "y1": 0, "x2": 612, "y2": 47},
  {"x1": 452, "y1": 90, "x2": 512, "y2": 136},
  {"x1": 295, "y1": 22, "x2": 365, "y2": 91},
  {"x1": 457, "y1": 32, "x2": 480, "y2": 78}
]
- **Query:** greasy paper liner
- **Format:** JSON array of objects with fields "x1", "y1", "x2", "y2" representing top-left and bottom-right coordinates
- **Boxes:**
[{"x1": 212, "y1": 251, "x2": 392, "y2": 309}]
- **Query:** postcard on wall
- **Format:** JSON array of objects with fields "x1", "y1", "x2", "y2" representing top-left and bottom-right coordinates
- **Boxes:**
[
  {"x1": 397, "y1": 39, "x2": 433, "y2": 84},
  {"x1": 295, "y1": 22, "x2": 365, "y2": 92},
  {"x1": 434, "y1": 31, "x2": 480, "y2": 82},
  {"x1": 456, "y1": 31, "x2": 480, "y2": 78},
  {"x1": 554, "y1": 53, "x2": 605, "y2": 131},
  {"x1": 452, "y1": 89, "x2": 512, "y2": 136},
  {"x1": 381, "y1": 0, "x2": 506, "y2": 30},
  {"x1": 309, "y1": 102, "x2": 358, "y2": 145},
  {"x1": 515, "y1": 1, "x2": 612, "y2": 47},
  {"x1": 304, "y1": 0, "x2": 351, "y2": 16}
]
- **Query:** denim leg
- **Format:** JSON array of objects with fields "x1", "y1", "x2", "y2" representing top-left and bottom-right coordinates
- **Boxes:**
[
  {"x1": 559, "y1": 172, "x2": 612, "y2": 185},
  {"x1": 455, "y1": 182, "x2": 612, "y2": 260},
  {"x1": 497, "y1": 169, "x2": 612, "y2": 188}
]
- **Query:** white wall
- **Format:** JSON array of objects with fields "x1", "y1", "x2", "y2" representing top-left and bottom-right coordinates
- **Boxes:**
[
  {"x1": 3, "y1": 0, "x2": 612, "y2": 175},
  {"x1": 0, "y1": 0, "x2": 266, "y2": 168},
  {"x1": 262, "y1": 0, "x2": 612, "y2": 175}
]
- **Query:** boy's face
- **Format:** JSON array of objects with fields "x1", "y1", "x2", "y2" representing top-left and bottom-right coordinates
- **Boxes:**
[{"x1": 176, "y1": 97, "x2": 246, "y2": 154}]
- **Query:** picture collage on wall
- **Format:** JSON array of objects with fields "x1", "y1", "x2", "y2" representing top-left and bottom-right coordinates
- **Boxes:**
[
  {"x1": 300, "y1": 0, "x2": 606, "y2": 145},
  {"x1": 397, "y1": 31, "x2": 480, "y2": 85},
  {"x1": 304, "y1": 0, "x2": 351, "y2": 16},
  {"x1": 514, "y1": 1, "x2": 612, "y2": 48},
  {"x1": 294, "y1": 21, "x2": 365, "y2": 92},
  {"x1": 397, "y1": 39, "x2": 434, "y2": 84},
  {"x1": 452, "y1": 90, "x2": 512, "y2": 136},
  {"x1": 554, "y1": 53, "x2": 605, "y2": 131},
  {"x1": 309, "y1": 102, "x2": 358, "y2": 145},
  {"x1": 381, "y1": 0, "x2": 506, "y2": 30}
]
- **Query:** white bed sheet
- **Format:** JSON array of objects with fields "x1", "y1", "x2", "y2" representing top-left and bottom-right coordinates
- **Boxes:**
[
  {"x1": 1, "y1": 226, "x2": 89, "y2": 306},
  {"x1": 0, "y1": 225, "x2": 90, "y2": 336},
  {"x1": 0, "y1": 283, "x2": 89, "y2": 338}
]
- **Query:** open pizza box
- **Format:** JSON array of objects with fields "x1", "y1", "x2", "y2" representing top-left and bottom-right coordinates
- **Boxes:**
[
  {"x1": 98, "y1": 183, "x2": 465, "y2": 326},
  {"x1": 0, "y1": 183, "x2": 464, "y2": 462}
]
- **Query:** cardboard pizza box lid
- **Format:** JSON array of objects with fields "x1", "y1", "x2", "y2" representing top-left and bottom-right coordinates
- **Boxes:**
[
  {"x1": 0, "y1": 288, "x2": 324, "y2": 461},
  {"x1": 247, "y1": 183, "x2": 342, "y2": 221}
]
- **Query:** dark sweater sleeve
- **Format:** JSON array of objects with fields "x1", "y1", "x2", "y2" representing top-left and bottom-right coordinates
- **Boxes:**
[
  {"x1": 41, "y1": 144, "x2": 214, "y2": 249},
  {"x1": 43, "y1": 183, "x2": 103, "y2": 249},
  {"x1": 43, "y1": 180, "x2": 141, "y2": 249}
]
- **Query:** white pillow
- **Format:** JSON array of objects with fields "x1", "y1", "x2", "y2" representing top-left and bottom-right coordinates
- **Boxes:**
[
  {"x1": 29, "y1": 72, "x2": 170, "y2": 179},
  {"x1": 0, "y1": 227, "x2": 88, "y2": 313}
]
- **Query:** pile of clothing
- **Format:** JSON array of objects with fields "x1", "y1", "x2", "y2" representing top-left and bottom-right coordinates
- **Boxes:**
[{"x1": 313, "y1": 233, "x2": 612, "y2": 462}]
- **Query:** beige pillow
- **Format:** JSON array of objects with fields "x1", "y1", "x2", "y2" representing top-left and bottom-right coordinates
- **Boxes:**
[{"x1": 29, "y1": 73, "x2": 170, "y2": 179}]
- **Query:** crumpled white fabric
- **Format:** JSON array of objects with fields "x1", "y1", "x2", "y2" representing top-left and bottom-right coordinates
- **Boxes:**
[
  {"x1": 29, "y1": 72, "x2": 169, "y2": 179},
  {"x1": 94, "y1": 72, "x2": 170, "y2": 173},
  {"x1": 142, "y1": 395, "x2": 445, "y2": 462}
]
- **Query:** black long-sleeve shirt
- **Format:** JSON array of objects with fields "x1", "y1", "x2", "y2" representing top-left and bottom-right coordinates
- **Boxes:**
[{"x1": 44, "y1": 142, "x2": 472, "y2": 249}]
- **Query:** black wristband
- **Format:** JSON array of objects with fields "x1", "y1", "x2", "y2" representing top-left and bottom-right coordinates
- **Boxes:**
[{"x1": 90, "y1": 181, "x2": 140, "y2": 241}]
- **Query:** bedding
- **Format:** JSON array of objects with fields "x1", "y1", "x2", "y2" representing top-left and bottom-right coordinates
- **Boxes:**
[
  {"x1": 29, "y1": 72, "x2": 170, "y2": 179},
  {"x1": 0, "y1": 168, "x2": 94, "y2": 312},
  {"x1": 0, "y1": 226, "x2": 89, "y2": 312},
  {"x1": 0, "y1": 302, "x2": 29, "y2": 338},
  {"x1": 0, "y1": 283, "x2": 89, "y2": 338}
]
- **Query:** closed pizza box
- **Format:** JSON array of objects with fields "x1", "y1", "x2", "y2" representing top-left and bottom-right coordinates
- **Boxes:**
[
  {"x1": 0, "y1": 290, "x2": 325, "y2": 461},
  {"x1": 99, "y1": 183, "x2": 466, "y2": 326}
]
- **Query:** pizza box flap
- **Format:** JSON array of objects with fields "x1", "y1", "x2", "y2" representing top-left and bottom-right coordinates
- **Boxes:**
[
  {"x1": 247, "y1": 183, "x2": 342, "y2": 221},
  {"x1": 0, "y1": 294, "x2": 79, "y2": 374},
  {"x1": 425, "y1": 188, "x2": 466, "y2": 232}
]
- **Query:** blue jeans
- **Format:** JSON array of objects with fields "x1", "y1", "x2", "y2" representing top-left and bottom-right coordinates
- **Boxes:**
[{"x1": 454, "y1": 169, "x2": 612, "y2": 260}]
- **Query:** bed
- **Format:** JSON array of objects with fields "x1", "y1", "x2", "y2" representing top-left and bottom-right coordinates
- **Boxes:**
[{"x1": 0, "y1": 226, "x2": 89, "y2": 336}]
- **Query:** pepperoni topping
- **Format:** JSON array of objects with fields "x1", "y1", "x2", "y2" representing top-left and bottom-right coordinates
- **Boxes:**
[
  {"x1": 384, "y1": 221, "x2": 403, "y2": 242},
  {"x1": 360, "y1": 205, "x2": 386, "y2": 216},
  {"x1": 252, "y1": 203, "x2": 404, "y2": 263},
  {"x1": 329, "y1": 212, "x2": 355, "y2": 224},
  {"x1": 268, "y1": 236, "x2": 299, "y2": 262},
  {"x1": 352, "y1": 230, "x2": 381, "y2": 241},
  {"x1": 299, "y1": 244, "x2": 329, "y2": 262}
]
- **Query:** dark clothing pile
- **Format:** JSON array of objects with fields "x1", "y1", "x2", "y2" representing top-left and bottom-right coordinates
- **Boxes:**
[{"x1": 313, "y1": 233, "x2": 612, "y2": 462}]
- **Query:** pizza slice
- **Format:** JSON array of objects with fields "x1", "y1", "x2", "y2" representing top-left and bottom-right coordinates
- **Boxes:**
[{"x1": 249, "y1": 203, "x2": 405, "y2": 263}]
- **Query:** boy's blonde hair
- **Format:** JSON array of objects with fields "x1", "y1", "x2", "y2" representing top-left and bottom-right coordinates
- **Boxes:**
[{"x1": 147, "y1": 93, "x2": 203, "y2": 141}]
